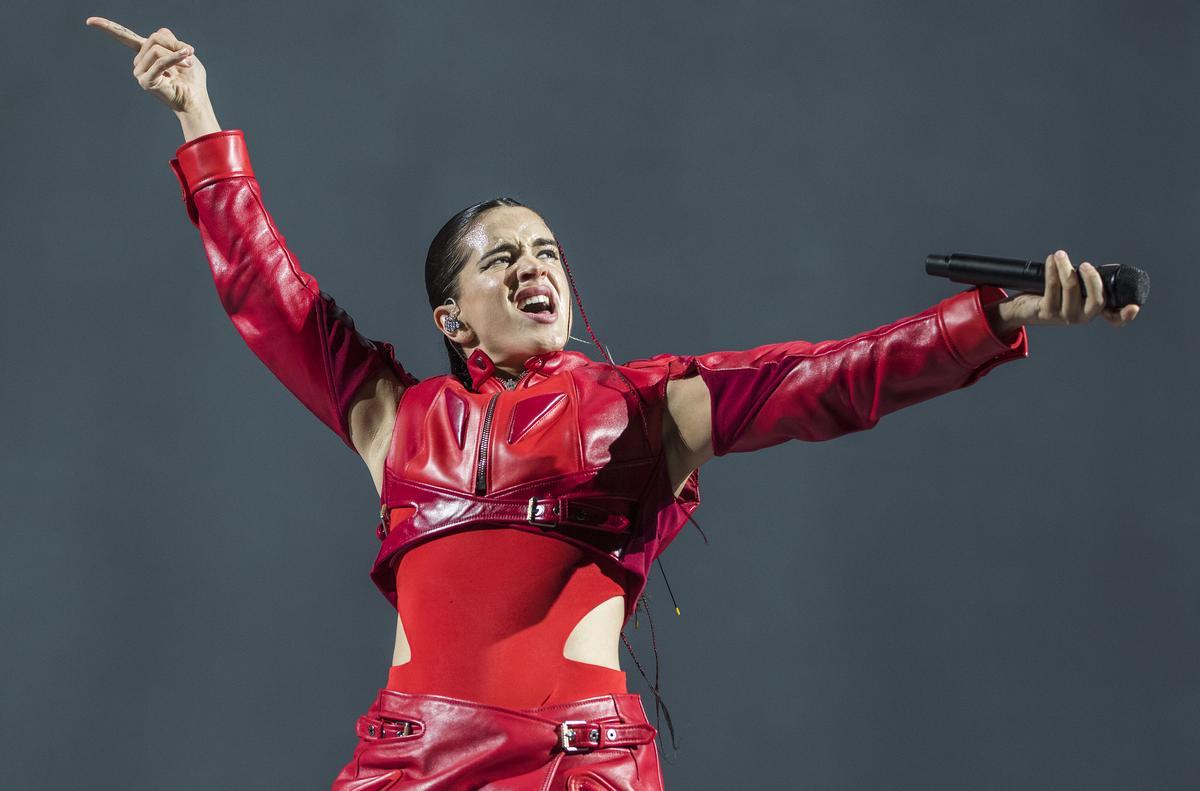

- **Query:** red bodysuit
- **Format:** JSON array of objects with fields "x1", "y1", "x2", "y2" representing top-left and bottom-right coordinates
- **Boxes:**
[
  {"x1": 169, "y1": 129, "x2": 1030, "y2": 713},
  {"x1": 388, "y1": 528, "x2": 629, "y2": 708}
]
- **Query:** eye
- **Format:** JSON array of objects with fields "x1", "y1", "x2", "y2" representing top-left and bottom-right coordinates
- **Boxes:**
[{"x1": 539, "y1": 249, "x2": 560, "y2": 262}]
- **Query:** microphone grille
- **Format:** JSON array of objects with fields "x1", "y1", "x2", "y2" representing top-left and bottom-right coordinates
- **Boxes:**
[{"x1": 1111, "y1": 265, "x2": 1151, "y2": 307}]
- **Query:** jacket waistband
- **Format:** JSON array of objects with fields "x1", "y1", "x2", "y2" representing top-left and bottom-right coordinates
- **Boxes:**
[{"x1": 378, "y1": 481, "x2": 635, "y2": 540}]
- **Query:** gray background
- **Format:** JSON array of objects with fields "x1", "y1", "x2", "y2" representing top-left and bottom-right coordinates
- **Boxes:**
[{"x1": 3, "y1": 1, "x2": 1195, "y2": 788}]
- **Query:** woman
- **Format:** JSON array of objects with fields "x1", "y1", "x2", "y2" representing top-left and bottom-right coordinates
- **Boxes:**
[{"x1": 87, "y1": 18, "x2": 1141, "y2": 791}]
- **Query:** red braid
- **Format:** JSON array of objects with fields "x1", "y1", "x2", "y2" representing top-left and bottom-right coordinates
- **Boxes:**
[
  {"x1": 556, "y1": 242, "x2": 651, "y2": 445},
  {"x1": 557, "y1": 240, "x2": 683, "y2": 755}
]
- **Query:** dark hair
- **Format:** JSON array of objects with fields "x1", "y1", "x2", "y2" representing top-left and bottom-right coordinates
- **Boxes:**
[{"x1": 424, "y1": 197, "x2": 527, "y2": 387}]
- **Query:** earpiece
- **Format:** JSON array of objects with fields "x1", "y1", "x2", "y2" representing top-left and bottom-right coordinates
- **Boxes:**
[{"x1": 442, "y1": 297, "x2": 463, "y2": 335}]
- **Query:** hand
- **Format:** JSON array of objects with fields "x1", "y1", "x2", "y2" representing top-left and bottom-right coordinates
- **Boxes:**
[
  {"x1": 998, "y1": 250, "x2": 1141, "y2": 329},
  {"x1": 85, "y1": 17, "x2": 210, "y2": 115}
]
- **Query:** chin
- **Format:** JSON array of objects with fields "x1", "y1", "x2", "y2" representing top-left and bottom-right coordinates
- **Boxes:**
[{"x1": 530, "y1": 336, "x2": 566, "y2": 354}]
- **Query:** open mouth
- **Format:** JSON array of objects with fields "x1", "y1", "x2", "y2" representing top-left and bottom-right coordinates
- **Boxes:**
[{"x1": 514, "y1": 289, "x2": 559, "y2": 324}]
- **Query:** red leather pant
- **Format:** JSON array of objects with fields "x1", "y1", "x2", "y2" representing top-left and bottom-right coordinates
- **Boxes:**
[{"x1": 331, "y1": 688, "x2": 665, "y2": 790}]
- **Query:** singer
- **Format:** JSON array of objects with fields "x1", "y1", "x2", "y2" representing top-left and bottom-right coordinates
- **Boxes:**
[{"x1": 88, "y1": 18, "x2": 1141, "y2": 791}]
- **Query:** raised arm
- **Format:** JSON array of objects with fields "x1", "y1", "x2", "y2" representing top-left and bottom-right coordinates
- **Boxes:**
[
  {"x1": 661, "y1": 285, "x2": 1028, "y2": 470},
  {"x1": 87, "y1": 17, "x2": 419, "y2": 473},
  {"x1": 168, "y1": 129, "x2": 420, "y2": 462}
]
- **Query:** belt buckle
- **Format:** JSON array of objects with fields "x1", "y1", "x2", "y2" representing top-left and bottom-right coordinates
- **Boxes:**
[
  {"x1": 557, "y1": 720, "x2": 594, "y2": 753},
  {"x1": 527, "y1": 496, "x2": 558, "y2": 527}
]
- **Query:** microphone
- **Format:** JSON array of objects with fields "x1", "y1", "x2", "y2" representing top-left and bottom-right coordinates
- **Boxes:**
[{"x1": 925, "y1": 252, "x2": 1150, "y2": 311}]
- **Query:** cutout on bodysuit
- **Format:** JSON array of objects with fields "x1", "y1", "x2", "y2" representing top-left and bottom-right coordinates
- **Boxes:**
[{"x1": 562, "y1": 594, "x2": 624, "y2": 670}]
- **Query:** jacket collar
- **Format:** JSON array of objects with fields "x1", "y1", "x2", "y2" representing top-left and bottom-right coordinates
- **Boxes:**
[{"x1": 466, "y1": 348, "x2": 592, "y2": 392}]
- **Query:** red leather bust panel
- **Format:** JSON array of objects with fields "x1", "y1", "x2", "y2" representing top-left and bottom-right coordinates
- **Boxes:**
[{"x1": 373, "y1": 345, "x2": 700, "y2": 628}]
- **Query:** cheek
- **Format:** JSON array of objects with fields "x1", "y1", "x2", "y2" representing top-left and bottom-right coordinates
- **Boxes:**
[{"x1": 463, "y1": 278, "x2": 508, "y2": 317}]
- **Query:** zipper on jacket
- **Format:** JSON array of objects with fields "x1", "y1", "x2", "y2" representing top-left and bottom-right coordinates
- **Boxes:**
[{"x1": 474, "y1": 393, "x2": 501, "y2": 494}]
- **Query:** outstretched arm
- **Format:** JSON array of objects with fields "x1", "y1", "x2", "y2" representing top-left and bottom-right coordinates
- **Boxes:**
[
  {"x1": 662, "y1": 285, "x2": 1028, "y2": 469},
  {"x1": 88, "y1": 17, "x2": 418, "y2": 472},
  {"x1": 661, "y1": 249, "x2": 1140, "y2": 484}
]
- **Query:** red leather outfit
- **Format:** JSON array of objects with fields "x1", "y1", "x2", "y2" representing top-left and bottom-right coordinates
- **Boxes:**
[{"x1": 170, "y1": 129, "x2": 1029, "y2": 789}]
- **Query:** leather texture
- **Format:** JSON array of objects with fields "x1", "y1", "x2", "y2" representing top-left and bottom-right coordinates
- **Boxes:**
[
  {"x1": 330, "y1": 688, "x2": 664, "y2": 790},
  {"x1": 169, "y1": 130, "x2": 419, "y2": 454},
  {"x1": 373, "y1": 345, "x2": 700, "y2": 626},
  {"x1": 685, "y1": 283, "x2": 1029, "y2": 455},
  {"x1": 171, "y1": 128, "x2": 1031, "y2": 787},
  {"x1": 374, "y1": 299, "x2": 1027, "y2": 625},
  {"x1": 169, "y1": 127, "x2": 1028, "y2": 622}
]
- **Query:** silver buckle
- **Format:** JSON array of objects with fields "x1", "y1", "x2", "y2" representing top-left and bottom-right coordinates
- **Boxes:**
[
  {"x1": 557, "y1": 720, "x2": 591, "y2": 753},
  {"x1": 527, "y1": 496, "x2": 558, "y2": 527}
]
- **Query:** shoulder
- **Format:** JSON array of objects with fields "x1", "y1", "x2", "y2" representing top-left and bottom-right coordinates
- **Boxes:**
[
  {"x1": 620, "y1": 352, "x2": 706, "y2": 403},
  {"x1": 621, "y1": 352, "x2": 698, "y2": 378},
  {"x1": 614, "y1": 352, "x2": 700, "y2": 392},
  {"x1": 622, "y1": 353, "x2": 713, "y2": 464}
]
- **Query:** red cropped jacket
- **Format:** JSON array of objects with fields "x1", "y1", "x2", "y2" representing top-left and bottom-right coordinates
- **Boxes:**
[{"x1": 169, "y1": 129, "x2": 1030, "y2": 621}]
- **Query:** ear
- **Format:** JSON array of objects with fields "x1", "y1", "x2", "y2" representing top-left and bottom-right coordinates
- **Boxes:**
[{"x1": 433, "y1": 303, "x2": 474, "y2": 344}]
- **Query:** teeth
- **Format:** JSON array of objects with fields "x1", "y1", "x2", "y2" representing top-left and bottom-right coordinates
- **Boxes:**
[{"x1": 517, "y1": 294, "x2": 553, "y2": 310}]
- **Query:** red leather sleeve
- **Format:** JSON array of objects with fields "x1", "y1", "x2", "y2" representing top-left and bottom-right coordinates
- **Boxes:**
[
  {"x1": 168, "y1": 129, "x2": 419, "y2": 453},
  {"x1": 689, "y1": 285, "x2": 1029, "y2": 456}
]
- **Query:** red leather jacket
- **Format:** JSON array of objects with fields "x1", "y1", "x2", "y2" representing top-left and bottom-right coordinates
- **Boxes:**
[{"x1": 170, "y1": 129, "x2": 1030, "y2": 623}]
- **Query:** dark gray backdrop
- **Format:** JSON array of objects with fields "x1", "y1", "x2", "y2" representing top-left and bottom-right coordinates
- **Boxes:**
[{"x1": 3, "y1": 1, "x2": 1195, "y2": 788}]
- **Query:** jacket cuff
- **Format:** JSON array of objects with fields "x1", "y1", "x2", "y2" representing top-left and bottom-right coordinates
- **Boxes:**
[
  {"x1": 168, "y1": 129, "x2": 253, "y2": 224},
  {"x1": 937, "y1": 285, "x2": 1029, "y2": 375}
]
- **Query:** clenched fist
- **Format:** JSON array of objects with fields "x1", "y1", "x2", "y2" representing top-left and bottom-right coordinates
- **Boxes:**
[
  {"x1": 85, "y1": 17, "x2": 209, "y2": 115},
  {"x1": 990, "y1": 250, "x2": 1142, "y2": 334}
]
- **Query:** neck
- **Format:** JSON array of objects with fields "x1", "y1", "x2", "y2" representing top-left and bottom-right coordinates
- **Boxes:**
[
  {"x1": 493, "y1": 363, "x2": 523, "y2": 380},
  {"x1": 466, "y1": 347, "x2": 524, "y2": 379}
]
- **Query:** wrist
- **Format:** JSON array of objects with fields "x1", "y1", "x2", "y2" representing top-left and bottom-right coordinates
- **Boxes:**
[
  {"x1": 176, "y1": 103, "x2": 221, "y2": 142},
  {"x1": 983, "y1": 299, "x2": 1022, "y2": 342}
]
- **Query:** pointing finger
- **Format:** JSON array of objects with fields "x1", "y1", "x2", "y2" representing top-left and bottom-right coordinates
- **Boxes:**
[{"x1": 85, "y1": 16, "x2": 146, "y2": 50}]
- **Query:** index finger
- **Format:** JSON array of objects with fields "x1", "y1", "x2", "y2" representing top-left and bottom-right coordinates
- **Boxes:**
[{"x1": 84, "y1": 16, "x2": 146, "y2": 50}]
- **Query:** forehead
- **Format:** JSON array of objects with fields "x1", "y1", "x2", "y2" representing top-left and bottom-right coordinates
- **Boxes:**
[{"x1": 461, "y1": 206, "x2": 554, "y2": 256}]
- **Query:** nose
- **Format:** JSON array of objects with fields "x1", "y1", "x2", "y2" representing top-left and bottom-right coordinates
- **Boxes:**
[{"x1": 513, "y1": 250, "x2": 550, "y2": 283}]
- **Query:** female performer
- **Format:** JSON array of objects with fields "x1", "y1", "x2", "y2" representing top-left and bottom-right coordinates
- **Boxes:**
[{"x1": 87, "y1": 18, "x2": 1141, "y2": 791}]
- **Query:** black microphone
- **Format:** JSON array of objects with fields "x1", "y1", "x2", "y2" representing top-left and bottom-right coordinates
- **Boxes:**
[{"x1": 925, "y1": 252, "x2": 1150, "y2": 311}]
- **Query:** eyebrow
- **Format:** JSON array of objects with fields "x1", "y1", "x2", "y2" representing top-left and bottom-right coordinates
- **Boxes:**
[{"x1": 480, "y1": 237, "x2": 558, "y2": 261}]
